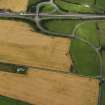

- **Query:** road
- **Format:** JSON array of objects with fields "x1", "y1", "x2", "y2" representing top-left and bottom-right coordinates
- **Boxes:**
[{"x1": 1, "y1": 12, "x2": 105, "y2": 20}]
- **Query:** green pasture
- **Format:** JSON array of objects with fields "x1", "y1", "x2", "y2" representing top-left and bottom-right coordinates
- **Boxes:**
[
  {"x1": 55, "y1": 0, "x2": 96, "y2": 13},
  {"x1": 101, "y1": 83, "x2": 105, "y2": 105},
  {"x1": 41, "y1": 19, "x2": 81, "y2": 35},
  {"x1": 27, "y1": 0, "x2": 105, "y2": 13},
  {"x1": 60, "y1": 0, "x2": 95, "y2": 5},
  {"x1": 70, "y1": 39, "x2": 99, "y2": 76},
  {"x1": 70, "y1": 21, "x2": 105, "y2": 77},
  {"x1": 0, "y1": 96, "x2": 31, "y2": 105}
]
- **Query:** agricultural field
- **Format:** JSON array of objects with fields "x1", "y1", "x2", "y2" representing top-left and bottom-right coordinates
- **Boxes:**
[
  {"x1": 55, "y1": 0, "x2": 96, "y2": 13},
  {"x1": 28, "y1": 0, "x2": 105, "y2": 13},
  {"x1": 41, "y1": 19, "x2": 81, "y2": 35},
  {"x1": 0, "y1": 20, "x2": 72, "y2": 72},
  {"x1": 70, "y1": 21, "x2": 105, "y2": 77},
  {"x1": 0, "y1": 0, "x2": 28, "y2": 12},
  {"x1": 0, "y1": 69, "x2": 99, "y2": 105},
  {"x1": 0, "y1": 0, "x2": 105, "y2": 105},
  {"x1": 54, "y1": 0, "x2": 105, "y2": 13}
]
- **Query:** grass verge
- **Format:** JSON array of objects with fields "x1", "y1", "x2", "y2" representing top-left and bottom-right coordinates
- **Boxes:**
[{"x1": 0, "y1": 95, "x2": 32, "y2": 105}]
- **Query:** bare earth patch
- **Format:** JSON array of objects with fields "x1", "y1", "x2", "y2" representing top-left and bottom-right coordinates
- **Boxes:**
[
  {"x1": 0, "y1": 69, "x2": 99, "y2": 105},
  {"x1": 0, "y1": 0, "x2": 28, "y2": 12},
  {"x1": 0, "y1": 20, "x2": 72, "y2": 72}
]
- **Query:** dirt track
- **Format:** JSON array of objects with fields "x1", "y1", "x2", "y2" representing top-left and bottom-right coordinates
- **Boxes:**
[
  {"x1": 0, "y1": 69, "x2": 99, "y2": 105},
  {"x1": 0, "y1": 0, "x2": 28, "y2": 12},
  {"x1": 0, "y1": 20, "x2": 72, "y2": 72}
]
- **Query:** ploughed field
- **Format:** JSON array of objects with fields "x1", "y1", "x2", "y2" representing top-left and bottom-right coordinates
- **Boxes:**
[
  {"x1": 0, "y1": 69, "x2": 99, "y2": 105},
  {"x1": 0, "y1": 20, "x2": 72, "y2": 72},
  {"x1": 0, "y1": 0, "x2": 28, "y2": 12}
]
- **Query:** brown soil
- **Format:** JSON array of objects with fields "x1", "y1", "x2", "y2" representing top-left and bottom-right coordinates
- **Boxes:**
[
  {"x1": 0, "y1": 0, "x2": 28, "y2": 12},
  {"x1": 0, "y1": 69, "x2": 99, "y2": 105},
  {"x1": 0, "y1": 20, "x2": 72, "y2": 72}
]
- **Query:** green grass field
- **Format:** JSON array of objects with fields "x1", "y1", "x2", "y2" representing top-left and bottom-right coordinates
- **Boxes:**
[
  {"x1": 102, "y1": 51, "x2": 105, "y2": 78},
  {"x1": 40, "y1": 4, "x2": 55, "y2": 13},
  {"x1": 56, "y1": 0, "x2": 105, "y2": 13},
  {"x1": 27, "y1": 0, "x2": 105, "y2": 12},
  {"x1": 0, "y1": 96, "x2": 31, "y2": 105},
  {"x1": 70, "y1": 39, "x2": 99, "y2": 76},
  {"x1": 41, "y1": 19, "x2": 81, "y2": 35},
  {"x1": 61, "y1": 0, "x2": 95, "y2": 5},
  {"x1": 27, "y1": 0, "x2": 105, "y2": 13},
  {"x1": 70, "y1": 21, "x2": 105, "y2": 77},
  {"x1": 101, "y1": 83, "x2": 105, "y2": 105},
  {"x1": 96, "y1": 0, "x2": 105, "y2": 11},
  {"x1": 55, "y1": 0, "x2": 96, "y2": 13},
  {"x1": 76, "y1": 22, "x2": 99, "y2": 47}
]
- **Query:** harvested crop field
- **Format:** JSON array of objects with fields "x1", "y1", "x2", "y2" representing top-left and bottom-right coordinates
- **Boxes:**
[
  {"x1": 0, "y1": 20, "x2": 72, "y2": 72},
  {"x1": 0, "y1": 69, "x2": 99, "y2": 105},
  {"x1": 0, "y1": 0, "x2": 28, "y2": 12}
]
